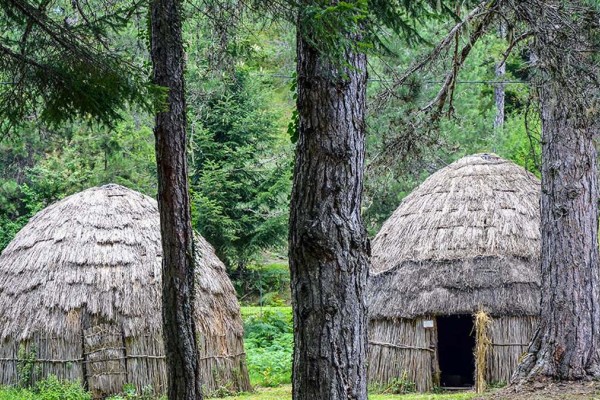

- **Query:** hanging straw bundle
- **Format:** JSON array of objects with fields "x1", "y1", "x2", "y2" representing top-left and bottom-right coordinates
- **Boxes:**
[{"x1": 475, "y1": 310, "x2": 492, "y2": 393}]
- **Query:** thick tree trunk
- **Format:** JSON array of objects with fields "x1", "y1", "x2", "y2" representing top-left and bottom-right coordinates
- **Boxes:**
[
  {"x1": 289, "y1": 8, "x2": 369, "y2": 400},
  {"x1": 150, "y1": 0, "x2": 203, "y2": 398},
  {"x1": 512, "y1": 0, "x2": 600, "y2": 382},
  {"x1": 513, "y1": 83, "x2": 600, "y2": 381}
]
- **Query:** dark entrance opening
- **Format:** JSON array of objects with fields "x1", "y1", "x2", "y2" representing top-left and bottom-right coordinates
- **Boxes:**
[{"x1": 437, "y1": 315, "x2": 475, "y2": 388}]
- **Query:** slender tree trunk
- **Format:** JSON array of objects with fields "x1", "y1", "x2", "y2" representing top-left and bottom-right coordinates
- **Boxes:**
[
  {"x1": 150, "y1": 0, "x2": 203, "y2": 397},
  {"x1": 289, "y1": 5, "x2": 369, "y2": 400},
  {"x1": 493, "y1": 22, "x2": 506, "y2": 133},
  {"x1": 512, "y1": 2, "x2": 600, "y2": 380}
]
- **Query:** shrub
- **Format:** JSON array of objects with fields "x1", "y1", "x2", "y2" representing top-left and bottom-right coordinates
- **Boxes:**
[
  {"x1": 0, "y1": 376, "x2": 91, "y2": 400},
  {"x1": 17, "y1": 345, "x2": 38, "y2": 389},
  {"x1": 243, "y1": 309, "x2": 293, "y2": 387},
  {"x1": 34, "y1": 376, "x2": 92, "y2": 400}
]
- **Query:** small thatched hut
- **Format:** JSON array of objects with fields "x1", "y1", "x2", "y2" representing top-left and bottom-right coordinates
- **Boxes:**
[
  {"x1": 0, "y1": 184, "x2": 251, "y2": 397},
  {"x1": 368, "y1": 154, "x2": 541, "y2": 392}
]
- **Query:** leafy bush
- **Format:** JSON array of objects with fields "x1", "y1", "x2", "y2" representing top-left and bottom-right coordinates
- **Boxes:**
[
  {"x1": 17, "y1": 345, "x2": 38, "y2": 389},
  {"x1": 0, "y1": 375, "x2": 91, "y2": 400},
  {"x1": 243, "y1": 309, "x2": 293, "y2": 387},
  {"x1": 34, "y1": 376, "x2": 92, "y2": 400}
]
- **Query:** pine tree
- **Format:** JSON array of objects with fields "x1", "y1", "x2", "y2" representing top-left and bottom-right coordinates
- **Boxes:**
[
  {"x1": 150, "y1": 0, "x2": 203, "y2": 396},
  {"x1": 0, "y1": 0, "x2": 150, "y2": 133},
  {"x1": 289, "y1": 2, "x2": 369, "y2": 398},
  {"x1": 512, "y1": 0, "x2": 600, "y2": 381}
]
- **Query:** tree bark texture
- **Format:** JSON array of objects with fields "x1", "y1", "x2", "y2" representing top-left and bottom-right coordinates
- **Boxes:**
[
  {"x1": 513, "y1": 82, "x2": 600, "y2": 382},
  {"x1": 512, "y1": 0, "x2": 600, "y2": 382},
  {"x1": 493, "y1": 23, "x2": 506, "y2": 132},
  {"x1": 289, "y1": 9, "x2": 369, "y2": 400},
  {"x1": 150, "y1": 0, "x2": 203, "y2": 397}
]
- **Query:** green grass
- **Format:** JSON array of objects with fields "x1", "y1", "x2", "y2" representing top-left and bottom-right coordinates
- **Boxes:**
[
  {"x1": 370, "y1": 392, "x2": 476, "y2": 400},
  {"x1": 240, "y1": 306, "x2": 292, "y2": 319},
  {"x1": 228, "y1": 385, "x2": 477, "y2": 400}
]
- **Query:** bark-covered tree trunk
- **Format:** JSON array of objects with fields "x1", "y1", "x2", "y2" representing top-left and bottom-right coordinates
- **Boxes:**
[
  {"x1": 514, "y1": 81, "x2": 600, "y2": 380},
  {"x1": 150, "y1": 0, "x2": 203, "y2": 397},
  {"x1": 493, "y1": 22, "x2": 506, "y2": 132},
  {"x1": 289, "y1": 5, "x2": 369, "y2": 400},
  {"x1": 512, "y1": 2, "x2": 600, "y2": 380}
]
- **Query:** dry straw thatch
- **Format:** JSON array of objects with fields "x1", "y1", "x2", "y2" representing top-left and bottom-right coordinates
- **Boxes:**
[
  {"x1": 0, "y1": 184, "x2": 250, "y2": 397},
  {"x1": 368, "y1": 154, "x2": 541, "y2": 391},
  {"x1": 475, "y1": 310, "x2": 492, "y2": 394},
  {"x1": 370, "y1": 153, "x2": 541, "y2": 319}
]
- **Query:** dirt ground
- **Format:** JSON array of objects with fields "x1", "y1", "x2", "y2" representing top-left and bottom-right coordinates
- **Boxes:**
[{"x1": 478, "y1": 380, "x2": 600, "y2": 400}]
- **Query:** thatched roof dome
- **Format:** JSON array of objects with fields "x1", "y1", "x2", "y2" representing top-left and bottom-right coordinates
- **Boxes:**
[
  {"x1": 0, "y1": 184, "x2": 242, "y2": 341},
  {"x1": 369, "y1": 154, "x2": 541, "y2": 318}
]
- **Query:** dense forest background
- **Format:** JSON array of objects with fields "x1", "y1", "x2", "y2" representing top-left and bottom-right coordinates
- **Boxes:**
[
  {"x1": 3, "y1": 0, "x2": 599, "y2": 397},
  {"x1": 0, "y1": 8, "x2": 540, "y2": 275}
]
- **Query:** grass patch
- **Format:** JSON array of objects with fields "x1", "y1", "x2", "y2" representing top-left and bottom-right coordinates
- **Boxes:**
[
  {"x1": 241, "y1": 306, "x2": 292, "y2": 319},
  {"x1": 0, "y1": 377, "x2": 167, "y2": 400},
  {"x1": 228, "y1": 386, "x2": 291, "y2": 400},
  {"x1": 228, "y1": 385, "x2": 477, "y2": 399}
]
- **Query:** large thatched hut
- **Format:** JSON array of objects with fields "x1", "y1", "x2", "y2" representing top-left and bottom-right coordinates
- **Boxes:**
[
  {"x1": 0, "y1": 184, "x2": 251, "y2": 397},
  {"x1": 368, "y1": 154, "x2": 541, "y2": 392}
]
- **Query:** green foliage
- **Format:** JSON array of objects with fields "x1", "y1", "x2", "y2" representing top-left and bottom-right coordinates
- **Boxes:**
[
  {"x1": 26, "y1": 119, "x2": 156, "y2": 195},
  {"x1": 236, "y1": 263, "x2": 290, "y2": 305},
  {"x1": 0, "y1": 115, "x2": 156, "y2": 252},
  {"x1": 363, "y1": 21, "x2": 537, "y2": 232},
  {"x1": 17, "y1": 345, "x2": 38, "y2": 389},
  {"x1": 299, "y1": 0, "x2": 370, "y2": 60},
  {"x1": 34, "y1": 376, "x2": 91, "y2": 400},
  {"x1": 243, "y1": 308, "x2": 293, "y2": 387},
  {"x1": 0, "y1": 0, "x2": 153, "y2": 134},
  {"x1": 293, "y1": 0, "x2": 465, "y2": 67},
  {"x1": 367, "y1": 0, "x2": 463, "y2": 46},
  {"x1": 487, "y1": 381, "x2": 507, "y2": 389},
  {"x1": 0, "y1": 375, "x2": 91, "y2": 400},
  {"x1": 189, "y1": 68, "x2": 291, "y2": 271},
  {"x1": 212, "y1": 384, "x2": 478, "y2": 399},
  {"x1": 287, "y1": 73, "x2": 299, "y2": 144},
  {"x1": 493, "y1": 111, "x2": 541, "y2": 177}
]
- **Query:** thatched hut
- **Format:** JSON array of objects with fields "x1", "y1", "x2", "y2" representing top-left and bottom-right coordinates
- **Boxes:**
[
  {"x1": 0, "y1": 184, "x2": 251, "y2": 397},
  {"x1": 368, "y1": 154, "x2": 541, "y2": 392}
]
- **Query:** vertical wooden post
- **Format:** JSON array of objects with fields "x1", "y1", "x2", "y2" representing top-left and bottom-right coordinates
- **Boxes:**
[
  {"x1": 429, "y1": 317, "x2": 441, "y2": 389},
  {"x1": 121, "y1": 327, "x2": 129, "y2": 384},
  {"x1": 475, "y1": 311, "x2": 491, "y2": 393}
]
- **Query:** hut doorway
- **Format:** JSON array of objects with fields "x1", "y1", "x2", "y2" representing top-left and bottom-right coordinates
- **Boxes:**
[{"x1": 437, "y1": 315, "x2": 475, "y2": 388}]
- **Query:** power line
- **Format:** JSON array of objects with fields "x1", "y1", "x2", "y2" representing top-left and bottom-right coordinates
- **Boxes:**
[
  {"x1": 256, "y1": 73, "x2": 528, "y2": 85},
  {"x1": 1, "y1": 77, "x2": 528, "y2": 86}
]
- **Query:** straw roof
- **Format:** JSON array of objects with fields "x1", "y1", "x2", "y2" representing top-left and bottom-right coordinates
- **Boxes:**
[
  {"x1": 0, "y1": 184, "x2": 243, "y2": 341},
  {"x1": 369, "y1": 154, "x2": 541, "y2": 319}
]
